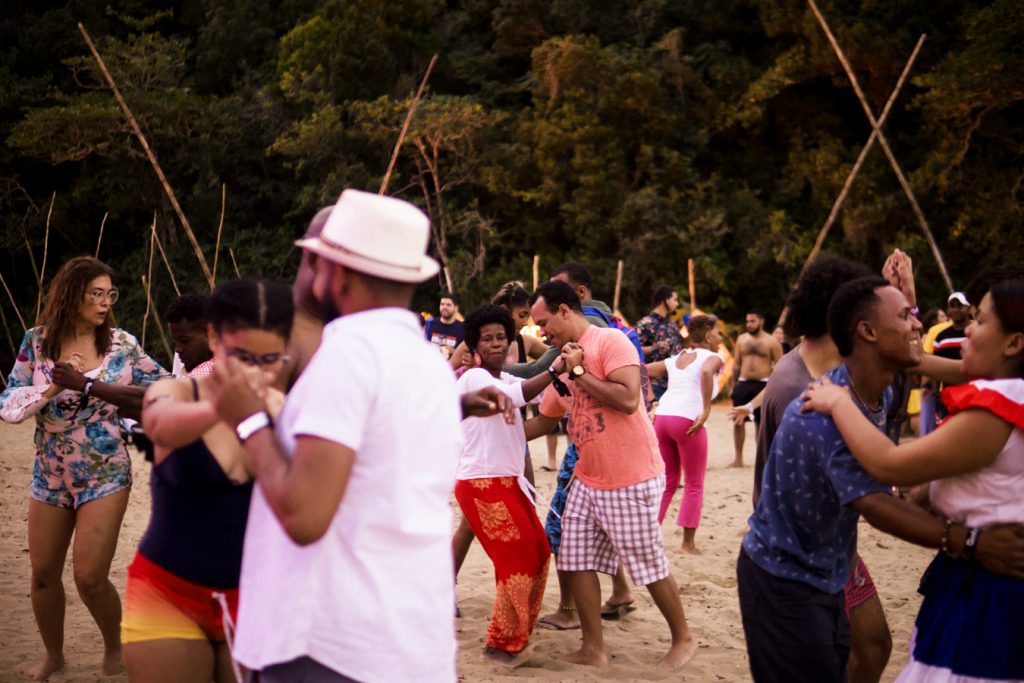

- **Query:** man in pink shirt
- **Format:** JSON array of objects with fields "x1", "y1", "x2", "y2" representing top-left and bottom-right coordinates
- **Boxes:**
[{"x1": 525, "y1": 280, "x2": 696, "y2": 669}]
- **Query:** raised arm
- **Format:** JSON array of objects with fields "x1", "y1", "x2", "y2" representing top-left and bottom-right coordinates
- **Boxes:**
[
  {"x1": 803, "y1": 378, "x2": 1013, "y2": 485},
  {"x1": 504, "y1": 345, "x2": 559, "y2": 378}
]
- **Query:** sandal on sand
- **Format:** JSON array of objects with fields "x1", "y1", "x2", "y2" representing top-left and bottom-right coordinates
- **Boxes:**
[
  {"x1": 600, "y1": 600, "x2": 637, "y2": 620},
  {"x1": 539, "y1": 466, "x2": 556, "y2": 472},
  {"x1": 536, "y1": 606, "x2": 580, "y2": 631}
]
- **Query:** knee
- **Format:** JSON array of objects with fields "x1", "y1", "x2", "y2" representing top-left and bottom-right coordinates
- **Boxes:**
[
  {"x1": 73, "y1": 567, "x2": 112, "y2": 599},
  {"x1": 30, "y1": 565, "x2": 64, "y2": 592}
]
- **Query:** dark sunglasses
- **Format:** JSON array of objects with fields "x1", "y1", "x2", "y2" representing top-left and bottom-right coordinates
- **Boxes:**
[{"x1": 227, "y1": 348, "x2": 290, "y2": 367}]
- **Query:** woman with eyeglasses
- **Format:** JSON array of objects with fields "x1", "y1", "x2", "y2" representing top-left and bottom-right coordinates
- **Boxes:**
[
  {"x1": 0, "y1": 256, "x2": 167, "y2": 679},
  {"x1": 125, "y1": 278, "x2": 293, "y2": 683}
]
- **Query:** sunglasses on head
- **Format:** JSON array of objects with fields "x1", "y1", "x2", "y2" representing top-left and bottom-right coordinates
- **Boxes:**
[{"x1": 227, "y1": 348, "x2": 289, "y2": 367}]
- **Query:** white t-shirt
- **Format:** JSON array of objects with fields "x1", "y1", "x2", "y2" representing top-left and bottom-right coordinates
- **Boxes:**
[
  {"x1": 233, "y1": 307, "x2": 462, "y2": 682},
  {"x1": 656, "y1": 348, "x2": 722, "y2": 421},
  {"x1": 455, "y1": 368, "x2": 538, "y2": 480}
]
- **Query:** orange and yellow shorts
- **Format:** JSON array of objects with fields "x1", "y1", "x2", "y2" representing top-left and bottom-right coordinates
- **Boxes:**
[{"x1": 121, "y1": 552, "x2": 238, "y2": 644}]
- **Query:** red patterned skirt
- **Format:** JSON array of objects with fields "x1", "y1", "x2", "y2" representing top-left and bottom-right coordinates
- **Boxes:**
[{"x1": 454, "y1": 476, "x2": 551, "y2": 653}]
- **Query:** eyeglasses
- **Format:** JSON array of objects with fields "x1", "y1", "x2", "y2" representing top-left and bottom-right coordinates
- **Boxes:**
[
  {"x1": 87, "y1": 288, "x2": 119, "y2": 305},
  {"x1": 227, "y1": 348, "x2": 290, "y2": 367}
]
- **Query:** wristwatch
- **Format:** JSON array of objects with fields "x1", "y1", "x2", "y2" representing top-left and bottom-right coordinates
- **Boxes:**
[
  {"x1": 236, "y1": 411, "x2": 272, "y2": 442},
  {"x1": 571, "y1": 364, "x2": 586, "y2": 379},
  {"x1": 547, "y1": 365, "x2": 561, "y2": 381}
]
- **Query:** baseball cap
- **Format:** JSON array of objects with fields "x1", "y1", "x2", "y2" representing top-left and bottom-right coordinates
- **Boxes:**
[{"x1": 947, "y1": 292, "x2": 969, "y2": 306}]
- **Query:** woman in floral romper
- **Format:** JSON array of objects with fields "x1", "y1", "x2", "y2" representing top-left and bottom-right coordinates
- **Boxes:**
[{"x1": 0, "y1": 257, "x2": 166, "y2": 679}]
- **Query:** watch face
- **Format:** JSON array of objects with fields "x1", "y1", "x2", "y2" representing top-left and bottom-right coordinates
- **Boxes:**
[{"x1": 572, "y1": 365, "x2": 585, "y2": 377}]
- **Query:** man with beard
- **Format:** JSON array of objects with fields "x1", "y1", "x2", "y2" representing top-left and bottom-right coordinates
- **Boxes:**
[
  {"x1": 426, "y1": 292, "x2": 464, "y2": 359},
  {"x1": 637, "y1": 285, "x2": 684, "y2": 401},
  {"x1": 730, "y1": 308, "x2": 782, "y2": 467},
  {"x1": 206, "y1": 189, "x2": 462, "y2": 682}
]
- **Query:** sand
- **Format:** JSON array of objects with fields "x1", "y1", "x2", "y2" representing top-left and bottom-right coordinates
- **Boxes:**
[{"x1": 0, "y1": 406, "x2": 933, "y2": 682}]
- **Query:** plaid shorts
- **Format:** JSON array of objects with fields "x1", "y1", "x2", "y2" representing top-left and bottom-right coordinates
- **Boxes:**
[{"x1": 557, "y1": 474, "x2": 670, "y2": 586}]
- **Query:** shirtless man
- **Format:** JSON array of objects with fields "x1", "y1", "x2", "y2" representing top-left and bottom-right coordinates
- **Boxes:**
[{"x1": 730, "y1": 309, "x2": 782, "y2": 467}]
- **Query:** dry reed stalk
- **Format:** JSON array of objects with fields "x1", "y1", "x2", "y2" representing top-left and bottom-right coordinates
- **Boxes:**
[
  {"x1": 24, "y1": 238, "x2": 40, "y2": 286},
  {"x1": 95, "y1": 212, "x2": 108, "y2": 258},
  {"x1": 0, "y1": 269, "x2": 27, "y2": 331},
  {"x1": 212, "y1": 183, "x2": 226, "y2": 284},
  {"x1": 379, "y1": 54, "x2": 438, "y2": 195},
  {"x1": 151, "y1": 220, "x2": 181, "y2": 296},
  {"x1": 34, "y1": 193, "x2": 55, "y2": 322},
  {"x1": 141, "y1": 275, "x2": 173, "y2": 361},
  {"x1": 806, "y1": 0, "x2": 952, "y2": 292},
  {"x1": 532, "y1": 255, "x2": 539, "y2": 291},
  {"x1": 612, "y1": 260, "x2": 624, "y2": 314},
  {"x1": 688, "y1": 258, "x2": 696, "y2": 312},
  {"x1": 78, "y1": 23, "x2": 215, "y2": 291},
  {"x1": 228, "y1": 248, "x2": 241, "y2": 278}
]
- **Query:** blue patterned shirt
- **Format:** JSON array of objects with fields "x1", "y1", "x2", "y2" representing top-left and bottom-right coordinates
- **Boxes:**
[{"x1": 742, "y1": 364, "x2": 891, "y2": 593}]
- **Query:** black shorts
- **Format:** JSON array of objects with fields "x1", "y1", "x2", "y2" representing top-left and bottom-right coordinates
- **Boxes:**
[
  {"x1": 737, "y1": 550, "x2": 850, "y2": 683},
  {"x1": 731, "y1": 380, "x2": 767, "y2": 423}
]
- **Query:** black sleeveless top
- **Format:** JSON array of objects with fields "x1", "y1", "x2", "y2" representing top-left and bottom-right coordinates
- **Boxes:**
[{"x1": 138, "y1": 379, "x2": 253, "y2": 589}]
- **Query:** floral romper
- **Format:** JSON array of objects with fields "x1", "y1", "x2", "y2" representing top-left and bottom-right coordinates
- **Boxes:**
[{"x1": 0, "y1": 327, "x2": 167, "y2": 509}]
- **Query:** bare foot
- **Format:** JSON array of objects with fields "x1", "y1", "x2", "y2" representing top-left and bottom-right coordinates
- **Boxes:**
[
  {"x1": 657, "y1": 636, "x2": 698, "y2": 669},
  {"x1": 729, "y1": 459, "x2": 745, "y2": 468},
  {"x1": 481, "y1": 646, "x2": 520, "y2": 666},
  {"x1": 559, "y1": 646, "x2": 609, "y2": 668},
  {"x1": 102, "y1": 648, "x2": 123, "y2": 676},
  {"x1": 29, "y1": 653, "x2": 65, "y2": 681},
  {"x1": 536, "y1": 607, "x2": 580, "y2": 630},
  {"x1": 677, "y1": 543, "x2": 702, "y2": 556}
]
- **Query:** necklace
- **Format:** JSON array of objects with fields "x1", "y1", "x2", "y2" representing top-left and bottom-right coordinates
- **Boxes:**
[{"x1": 849, "y1": 380, "x2": 882, "y2": 413}]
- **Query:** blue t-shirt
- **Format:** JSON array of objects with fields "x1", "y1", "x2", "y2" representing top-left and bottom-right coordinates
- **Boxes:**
[{"x1": 742, "y1": 364, "x2": 891, "y2": 593}]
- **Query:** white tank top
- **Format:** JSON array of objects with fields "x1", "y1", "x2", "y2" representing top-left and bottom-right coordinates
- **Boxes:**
[{"x1": 657, "y1": 348, "x2": 721, "y2": 420}]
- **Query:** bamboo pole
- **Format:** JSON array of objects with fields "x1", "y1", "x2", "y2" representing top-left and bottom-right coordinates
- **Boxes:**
[
  {"x1": 141, "y1": 224, "x2": 156, "y2": 348},
  {"x1": 34, "y1": 193, "x2": 55, "y2": 323},
  {"x1": 212, "y1": 183, "x2": 226, "y2": 284},
  {"x1": 532, "y1": 254, "x2": 540, "y2": 291},
  {"x1": 95, "y1": 211, "x2": 108, "y2": 258},
  {"x1": 141, "y1": 275, "x2": 173, "y2": 362},
  {"x1": 228, "y1": 248, "x2": 241, "y2": 278},
  {"x1": 78, "y1": 22, "x2": 215, "y2": 291},
  {"x1": 380, "y1": 54, "x2": 438, "y2": 196},
  {"x1": 612, "y1": 260, "x2": 624, "y2": 313},
  {"x1": 151, "y1": 219, "x2": 181, "y2": 296},
  {"x1": 688, "y1": 258, "x2": 696, "y2": 312},
  {"x1": 0, "y1": 269, "x2": 26, "y2": 331},
  {"x1": 777, "y1": 33, "x2": 926, "y2": 328},
  {"x1": 806, "y1": 0, "x2": 953, "y2": 293}
]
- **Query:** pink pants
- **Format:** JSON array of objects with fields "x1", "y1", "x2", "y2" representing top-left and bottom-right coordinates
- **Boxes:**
[{"x1": 654, "y1": 415, "x2": 708, "y2": 528}]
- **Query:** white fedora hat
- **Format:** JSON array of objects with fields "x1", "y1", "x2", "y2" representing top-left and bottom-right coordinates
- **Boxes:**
[{"x1": 295, "y1": 189, "x2": 440, "y2": 284}]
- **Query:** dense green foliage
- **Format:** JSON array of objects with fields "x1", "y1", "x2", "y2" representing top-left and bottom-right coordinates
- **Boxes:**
[{"x1": 1, "y1": 0, "x2": 1021, "y2": 369}]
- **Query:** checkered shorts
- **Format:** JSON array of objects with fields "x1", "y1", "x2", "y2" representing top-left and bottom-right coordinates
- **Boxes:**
[
  {"x1": 843, "y1": 553, "x2": 878, "y2": 613},
  {"x1": 557, "y1": 474, "x2": 670, "y2": 586}
]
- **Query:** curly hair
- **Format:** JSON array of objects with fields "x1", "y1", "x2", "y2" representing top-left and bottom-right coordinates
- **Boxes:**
[
  {"x1": 785, "y1": 255, "x2": 871, "y2": 339},
  {"x1": 37, "y1": 256, "x2": 115, "y2": 361},
  {"x1": 464, "y1": 304, "x2": 515, "y2": 352},
  {"x1": 686, "y1": 314, "x2": 718, "y2": 346}
]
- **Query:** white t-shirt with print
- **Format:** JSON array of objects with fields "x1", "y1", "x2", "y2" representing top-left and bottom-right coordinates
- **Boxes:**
[
  {"x1": 455, "y1": 368, "x2": 540, "y2": 480},
  {"x1": 233, "y1": 307, "x2": 462, "y2": 682}
]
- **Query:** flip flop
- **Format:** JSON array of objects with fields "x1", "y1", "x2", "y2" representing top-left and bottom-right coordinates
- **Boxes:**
[
  {"x1": 600, "y1": 600, "x2": 637, "y2": 620},
  {"x1": 536, "y1": 614, "x2": 581, "y2": 631},
  {"x1": 539, "y1": 466, "x2": 556, "y2": 472}
]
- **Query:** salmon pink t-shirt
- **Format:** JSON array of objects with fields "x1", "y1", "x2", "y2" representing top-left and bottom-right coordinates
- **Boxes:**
[{"x1": 540, "y1": 325, "x2": 664, "y2": 489}]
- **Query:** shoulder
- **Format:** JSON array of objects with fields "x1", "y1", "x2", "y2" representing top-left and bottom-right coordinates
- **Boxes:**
[{"x1": 110, "y1": 328, "x2": 140, "y2": 348}]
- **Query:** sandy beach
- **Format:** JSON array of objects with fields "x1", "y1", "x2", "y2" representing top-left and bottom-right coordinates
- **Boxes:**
[{"x1": 0, "y1": 405, "x2": 933, "y2": 682}]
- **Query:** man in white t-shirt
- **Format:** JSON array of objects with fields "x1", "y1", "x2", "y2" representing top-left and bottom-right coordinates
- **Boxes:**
[{"x1": 207, "y1": 189, "x2": 462, "y2": 682}]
